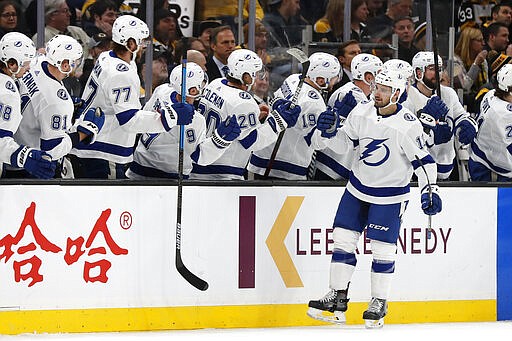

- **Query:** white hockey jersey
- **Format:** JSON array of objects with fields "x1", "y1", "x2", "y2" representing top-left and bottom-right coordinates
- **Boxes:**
[
  {"x1": 247, "y1": 74, "x2": 327, "y2": 180},
  {"x1": 70, "y1": 51, "x2": 171, "y2": 164},
  {"x1": 126, "y1": 84, "x2": 231, "y2": 179},
  {"x1": 15, "y1": 56, "x2": 74, "y2": 160},
  {"x1": 190, "y1": 78, "x2": 278, "y2": 180},
  {"x1": 0, "y1": 72, "x2": 23, "y2": 170},
  {"x1": 314, "y1": 101, "x2": 437, "y2": 205},
  {"x1": 469, "y1": 90, "x2": 512, "y2": 177},
  {"x1": 314, "y1": 81, "x2": 369, "y2": 180},
  {"x1": 402, "y1": 84, "x2": 471, "y2": 180}
]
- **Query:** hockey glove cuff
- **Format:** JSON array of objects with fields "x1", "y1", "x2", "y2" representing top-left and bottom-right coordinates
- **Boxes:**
[
  {"x1": 421, "y1": 185, "x2": 442, "y2": 215},
  {"x1": 10, "y1": 146, "x2": 56, "y2": 179},
  {"x1": 213, "y1": 115, "x2": 241, "y2": 148},
  {"x1": 77, "y1": 107, "x2": 105, "y2": 144},
  {"x1": 317, "y1": 107, "x2": 340, "y2": 138},
  {"x1": 431, "y1": 122, "x2": 453, "y2": 145},
  {"x1": 455, "y1": 117, "x2": 478, "y2": 145}
]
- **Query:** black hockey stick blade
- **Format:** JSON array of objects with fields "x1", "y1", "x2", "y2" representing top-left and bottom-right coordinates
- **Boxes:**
[{"x1": 175, "y1": 228, "x2": 208, "y2": 291}]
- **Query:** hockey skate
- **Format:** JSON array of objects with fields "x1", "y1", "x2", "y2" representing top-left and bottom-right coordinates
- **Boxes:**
[
  {"x1": 363, "y1": 297, "x2": 387, "y2": 329},
  {"x1": 307, "y1": 287, "x2": 349, "y2": 324}
]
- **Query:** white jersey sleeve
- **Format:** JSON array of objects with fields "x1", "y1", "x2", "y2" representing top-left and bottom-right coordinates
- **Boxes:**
[{"x1": 0, "y1": 74, "x2": 23, "y2": 165}]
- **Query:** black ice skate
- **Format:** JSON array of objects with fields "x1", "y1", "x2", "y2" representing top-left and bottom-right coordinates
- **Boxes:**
[
  {"x1": 307, "y1": 286, "x2": 349, "y2": 324},
  {"x1": 363, "y1": 297, "x2": 387, "y2": 329}
]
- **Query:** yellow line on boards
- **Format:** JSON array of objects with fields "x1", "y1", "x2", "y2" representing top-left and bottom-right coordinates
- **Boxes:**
[{"x1": 0, "y1": 300, "x2": 496, "y2": 335}]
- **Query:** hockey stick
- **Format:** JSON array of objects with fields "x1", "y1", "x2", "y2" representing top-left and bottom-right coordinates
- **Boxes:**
[
  {"x1": 175, "y1": 37, "x2": 209, "y2": 291},
  {"x1": 428, "y1": 0, "x2": 442, "y2": 98},
  {"x1": 415, "y1": 155, "x2": 432, "y2": 239},
  {"x1": 264, "y1": 48, "x2": 310, "y2": 177}
]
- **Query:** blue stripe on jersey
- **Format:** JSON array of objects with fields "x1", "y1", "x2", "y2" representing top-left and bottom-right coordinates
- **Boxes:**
[
  {"x1": 303, "y1": 128, "x2": 315, "y2": 147},
  {"x1": 0, "y1": 129, "x2": 13, "y2": 138},
  {"x1": 116, "y1": 109, "x2": 138, "y2": 126},
  {"x1": 349, "y1": 172, "x2": 410, "y2": 197},
  {"x1": 239, "y1": 130, "x2": 258, "y2": 149},
  {"x1": 40, "y1": 137, "x2": 63, "y2": 151},
  {"x1": 192, "y1": 163, "x2": 245, "y2": 176},
  {"x1": 129, "y1": 162, "x2": 188, "y2": 179},
  {"x1": 437, "y1": 163, "x2": 454, "y2": 174},
  {"x1": 411, "y1": 154, "x2": 435, "y2": 170},
  {"x1": 250, "y1": 154, "x2": 308, "y2": 176},
  {"x1": 75, "y1": 141, "x2": 134, "y2": 157},
  {"x1": 315, "y1": 151, "x2": 350, "y2": 179},
  {"x1": 471, "y1": 141, "x2": 510, "y2": 173}
]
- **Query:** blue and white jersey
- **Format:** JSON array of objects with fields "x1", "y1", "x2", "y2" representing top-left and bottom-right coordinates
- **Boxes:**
[
  {"x1": 247, "y1": 74, "x2": 327, "y2": 180},
  {"x1": 469, "y1": 90, "x2": 512, "y2": 177},
  {"x1": 190, "y1": 78, "x2": 278, "y2": 180},
  {"x1": 15, "y1": 56, "x2": 74, "y2": 160},
  {"x1": 70, "y1": 51, "x2": 171, "y2": 164},
  {"x1": 314, "y1": 101, "x2": 437, "y2": 205},
  {"x1": 402, "y1": 84, "x2": 471, "y2": 180},
  {"x1": 314, "y1": 81, "x2": 369, "y2": 180},
  {"x1": 126, "y1": 84, "x2": 230, "y2": 179},
  {"x1": 0, "y1": 72, "x2": 23, "y2": 170}
]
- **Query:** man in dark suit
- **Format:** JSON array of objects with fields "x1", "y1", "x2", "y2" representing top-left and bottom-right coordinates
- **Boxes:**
[{"x1": 206, "y1": 25, "x2": 236, "y2": 81}]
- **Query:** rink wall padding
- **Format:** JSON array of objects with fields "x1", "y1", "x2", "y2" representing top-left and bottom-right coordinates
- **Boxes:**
[{"x1": 0, "y1": 181, "x2": 509, "y2": 334}]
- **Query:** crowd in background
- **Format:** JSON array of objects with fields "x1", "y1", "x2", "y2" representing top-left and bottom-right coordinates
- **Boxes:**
[{"x1": 1, "y1": 0, "x2": 512, "y2": 182}]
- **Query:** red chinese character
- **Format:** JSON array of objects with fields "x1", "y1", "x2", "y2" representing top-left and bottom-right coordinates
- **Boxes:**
[{"x1": 0, "y1": 202, "x2": 62, "y2": 286}]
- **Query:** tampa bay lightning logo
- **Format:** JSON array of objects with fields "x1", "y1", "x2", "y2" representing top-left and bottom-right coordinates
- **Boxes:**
[
  {"x1": 116, "y1": 63, "x2": 129, "y2": 72},
  {"x1": 244, "y1": 54, "x2": 252, "y2": 60},
  {"x1": 5, "y1": 81, "x2": 15, "y2": 92},
  {"x1": 322, "y1": 61, "x2": 330, "y2": 67},
  {"x1": 239, "y1": 91, "x2": 251, "y2": 99},
  {"x1": 188, "y1": 70, "x2": 195, "y2": 78},
  {"x1": 308, "y1": 90, "x2": 319, "y2": 99},
  {"x1": 129, "y1": 20, "x2": 137, "y2": 26},
  {"x1": 57, "y1": 89, "x2": 68, "y2": 100},
  {"x1": 362, "y1": 56, "x2": 370, "y2": 61},
  {"x1": 360, "y1": 138, "x2": 390, "y2": 166},
  {"x1": 403, "y1": 112, "x2": 416, "y2": 121},
  {"x1": 14, "y1": 41, "x2": 22, "y2": 48},
  {"x1": 507, "y1": 103, "x2": 512, "y2": 112},
  {"x1": 65, "y1": 44, "x2": 72, "y2": 50}
]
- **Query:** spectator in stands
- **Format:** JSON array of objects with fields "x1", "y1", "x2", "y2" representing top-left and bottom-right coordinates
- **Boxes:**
[
  {"x1": 81, "y1": 0, "x2": 118, "y2": 37},
  {"x1": 299, "y1": 0, "x2": 328, "y2": 25},
  {"x1": 195, "y1": 20, "x2": 221, "y2": 57},
  {"x1": 240, "y1": 20, "x2": 271, "y2": 67},
  {"x1": 393, "y1": 16, "x2": 418, "y2": 64},
  {"x1": 153, "y1": 8, "x2": 183, "y2": 56},
  {"x1": 366, "y1": 0, "x2": 386, "y2": 18},
  {"x1": 412, "y1": 21, "x2": 426, "y2": 51},
  {"x1": 351, "y1": 0, "x2": 370, "y2": 42},
  {"x1": 330, "y1": 40, "x2": 362, "y2": 93},
  {"x1": 313, "y1": 0, "x2": 344, "y2": 42},
  {"x1": 483, "y1": 22, "x2": 509, "y2": 53},
  {"x1": 456, "y1": 0, "x2": 499, "y2": 32},
  {"x1": 194, "y1": 0, "x2": 265, "y2": 35},
  {"x1": 205, "y1": 25, "x2": 236, "y2": 81},
  {"x1": 139, "y1": 49, "x2": 170, "y2": 95},
  {"x1": 32, "y1": 0, "x2": 90, "y2": 60},
  {"x1": 474, "y1": 50, "x2": 512, "y2": 112},
  {"x1": 173, "y1": 38, "x2": 208, "y2": 71},
  {"x1": 366, "y1": 0, "x2": 411, "y2": 39},
  {"x1": 482, "y1": 2, "x2": 512, "y2": 28},
  {"x1": 0, "y1": 0, "x2": 19, "y2": 39},
  {"x1": 453, "y1": 27, "x2": 488, "y2": 112},
  {"x1": 263, "y1": 0, "x2": 308, "y2": 49}
]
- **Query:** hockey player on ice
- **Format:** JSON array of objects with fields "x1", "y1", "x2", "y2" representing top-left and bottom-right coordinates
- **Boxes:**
[
  {"x1": 190, "y1": 48, "x2": 299, "y2": 180},
  {"x1": 402, "y1": 51, "x2": 478, "y2": 180},
  {"x1": 308, "y1": 69, "x2": 442, "y2": 328},
  {"x1": 314, "y1": 53, "x2": 383, "y2": 180},
  {"x1": 126, "y1": 62, "x2": 241, "y2": 179},
  {"x1": 0, "y1": 32, "x2": 56, "y2": 179},
  {"x1": 468, "y1": 64, "x2": 512, "y2": 181},
  {"x1": 12, "y1": 34, "x2": 105, "y2": 178},
  {"x1": 69, "y1": 15, "x2": 194, "y2": 179},
  {"x1": 247, "y1": 52, "x2": 341, "y2": 180}
]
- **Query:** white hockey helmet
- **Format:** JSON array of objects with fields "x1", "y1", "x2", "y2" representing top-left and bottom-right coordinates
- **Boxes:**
[
  {"x1": 112, "y1": 15, "x2": 150, "y2": 47},
  {"x1": 45, "y1": 35, "x2": 83, "y2": 75},
  {"x1": 383, "y1": 59, "x2": 413, "y2": 80},
  {"x1": 0, "y1": 32, "x2": 36, "y2": 76},
  {"x1": 412, "y1": 51, "x2": 443, "y2": 80},
  {"x1": 497, "y1": 64, "x2": 512, "y2": 92},
  {"x1": 169, "y1": 62, "x2": 209, "y2": 98},
  {"x1": 374, "y1": 69, "x2": 406, "y2": 104},
  {"x1": 227, "y1": 49, "x2": 263, "y2": 88},
  {"x1": 306, "y1": 52, "x2": 341, "y2": 89},
  {"x1": 351, "y1": 53, "x2": 383, "y2": 85}
]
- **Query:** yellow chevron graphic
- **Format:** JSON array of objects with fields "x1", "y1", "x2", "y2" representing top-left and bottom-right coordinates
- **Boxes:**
[{"x1": 266, "y1": 196, "x2": 304, "y2": 287}]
